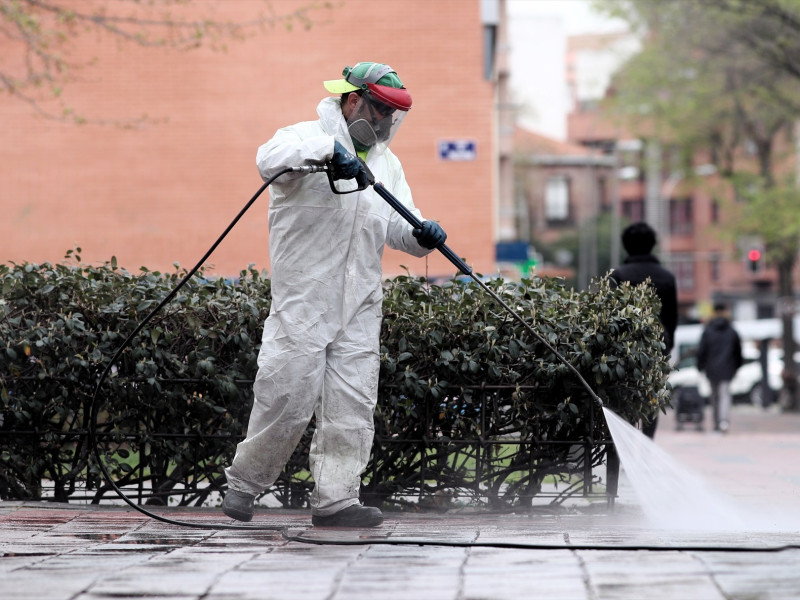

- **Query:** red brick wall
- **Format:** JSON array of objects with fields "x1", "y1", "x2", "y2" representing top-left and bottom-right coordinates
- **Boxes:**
[{"x1": 1, "y1": 0, "x2": 496, "y2": 279}]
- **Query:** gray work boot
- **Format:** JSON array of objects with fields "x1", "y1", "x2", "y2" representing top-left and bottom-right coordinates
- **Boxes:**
[
  {"x1": 311, "y1": 504, "x2": 383, "y2": 528},
  {"x1": 222, "y1": 489, "x2": 255, "y2": 522}
]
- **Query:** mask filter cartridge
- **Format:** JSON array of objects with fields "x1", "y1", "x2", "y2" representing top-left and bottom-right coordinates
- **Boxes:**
[{"x1": 348, "y1": 119, "x2": 378, "y2": 149}]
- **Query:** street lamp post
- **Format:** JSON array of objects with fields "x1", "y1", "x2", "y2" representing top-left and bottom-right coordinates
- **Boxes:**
[{"x1": 658, "y1": 171, "x2": 683, "y2": 266}]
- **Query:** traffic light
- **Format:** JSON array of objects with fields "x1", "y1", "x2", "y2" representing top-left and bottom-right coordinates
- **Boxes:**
[{"x1": 747, "y1": 247, "x2": 763, "y2": 273}]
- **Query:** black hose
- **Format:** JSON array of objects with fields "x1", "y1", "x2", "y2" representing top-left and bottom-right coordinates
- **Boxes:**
[
  {"x1": 87, "y1": 169, "x2": 293, "y2": 532},
  {"x1": 282, "y1": 534, "x2": 800, "y2": 553},
  {"x1": 86, "y1": 167, "x2": 794, "y2": 553}
]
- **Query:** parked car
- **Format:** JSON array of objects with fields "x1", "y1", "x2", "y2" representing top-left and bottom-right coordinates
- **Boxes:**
[{"x1": 669, "y1": 345, "x2": 783, "y2": 406}]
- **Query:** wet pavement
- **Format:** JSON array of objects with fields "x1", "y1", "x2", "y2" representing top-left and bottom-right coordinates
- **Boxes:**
[{"x1": 3, "y1": 405, "x2": 800, "y2": 600}]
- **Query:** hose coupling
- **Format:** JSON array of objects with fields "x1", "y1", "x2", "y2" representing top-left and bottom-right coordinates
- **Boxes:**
[{"x1": 291, "y1": 165, "x2": 328, "y2": 173}]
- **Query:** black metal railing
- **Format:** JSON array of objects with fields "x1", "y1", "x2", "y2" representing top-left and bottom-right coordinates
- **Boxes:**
[{"x1": 1, "y1": 377, "x2": 619, "y2": 509}]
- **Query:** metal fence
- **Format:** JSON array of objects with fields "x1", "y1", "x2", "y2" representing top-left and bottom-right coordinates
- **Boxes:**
[{"x1": 1, "y1": 378, "x2": 619, "y2": 509}]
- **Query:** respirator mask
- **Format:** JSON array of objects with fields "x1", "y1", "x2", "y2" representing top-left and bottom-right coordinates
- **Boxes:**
[{"x1": 346, "y1": 84, "x2": 411, "y2": 154}]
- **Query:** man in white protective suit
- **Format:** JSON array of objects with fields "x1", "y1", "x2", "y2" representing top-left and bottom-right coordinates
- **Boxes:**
[{"x1": 222, "y1": 62, "x2": 447, "y2": 527}]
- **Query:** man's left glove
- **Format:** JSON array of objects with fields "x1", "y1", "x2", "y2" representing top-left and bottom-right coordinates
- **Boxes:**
[{"x1": 413, "y1": 220, "x2": 447, "y2": 249}]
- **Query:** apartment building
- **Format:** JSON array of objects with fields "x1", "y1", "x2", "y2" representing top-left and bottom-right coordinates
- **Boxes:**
[
  {"x1": 511, "y1": 29, "x2": 783, "y2": 322},
  {"x1": 512, "y1": 126, "x2": 615, "y2": 287}
]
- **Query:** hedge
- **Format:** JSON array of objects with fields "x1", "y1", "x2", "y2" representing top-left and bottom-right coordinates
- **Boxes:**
[{"x1": 0, "y1": 251, "x2": 671, "y2": 509}]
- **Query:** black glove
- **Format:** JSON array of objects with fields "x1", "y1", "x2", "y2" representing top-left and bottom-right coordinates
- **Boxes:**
[
  {"x1": 412, "y1": 220, "x2": 447, "y2": 249},
  {"x1": 330, "y1": 140, "x2": 366, "y2": 182}
]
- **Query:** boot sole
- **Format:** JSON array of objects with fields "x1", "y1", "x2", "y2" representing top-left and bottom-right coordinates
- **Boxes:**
[
  {"x1": 312, "y1": 512, "x2": 383, "y2": 528},
  {"x1": 222, "y1": 504, "x2": 254, "y2": 522}
]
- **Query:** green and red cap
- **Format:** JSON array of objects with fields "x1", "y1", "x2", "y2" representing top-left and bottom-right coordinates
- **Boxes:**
[{"x1": 324, "y1": 62, "x2": 412, "y2": 111}]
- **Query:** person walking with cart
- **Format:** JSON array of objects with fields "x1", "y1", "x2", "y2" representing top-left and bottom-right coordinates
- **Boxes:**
[
  {"x1": 697, "y1": 302, "x2": 743, "y2": 433},
  {"x1": 221, "y1": 62, "x2": 446, "y2": 528}
]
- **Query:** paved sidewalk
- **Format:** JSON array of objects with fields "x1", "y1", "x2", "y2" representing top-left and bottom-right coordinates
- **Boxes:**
[{"x1": 2, "y1": 405, "x2": 800, "y2": 600}]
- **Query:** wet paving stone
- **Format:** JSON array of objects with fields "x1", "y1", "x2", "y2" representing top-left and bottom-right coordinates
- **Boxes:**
[
  {"x1": 2, "y1": 502, "x2": 799, "y2": 600},
  {"x1": 3, "y1": 408, "x2": 800, "y2": 599}
]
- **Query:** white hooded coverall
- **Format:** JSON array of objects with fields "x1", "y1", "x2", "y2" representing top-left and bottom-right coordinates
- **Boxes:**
[{"x1": 225, "y1": 97, "x2": 433, "y2": 516}]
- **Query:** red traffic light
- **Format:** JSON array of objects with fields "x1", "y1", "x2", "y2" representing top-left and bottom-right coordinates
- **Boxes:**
[{"x1": 747, "y1": 248, "x2": 762, "y2": 262}]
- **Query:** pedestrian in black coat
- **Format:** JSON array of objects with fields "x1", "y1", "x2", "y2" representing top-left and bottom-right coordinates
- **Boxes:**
[
  {"x1": 697, "y1": 302, "x2": 743, "y2": 433},
  {"x1": 610, "y1": 222, "x2": 678, "y2": 438}
]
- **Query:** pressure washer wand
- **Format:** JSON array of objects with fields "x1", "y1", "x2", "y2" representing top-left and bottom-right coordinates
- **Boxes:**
[
  {"x1": 372, "y1": 182, "x2": 472, "y2": 276},
  {"x1": 369, "y1": 178, "x2": 604, "y2": 409}
]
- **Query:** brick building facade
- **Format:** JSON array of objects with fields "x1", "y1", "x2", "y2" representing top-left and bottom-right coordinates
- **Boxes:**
[{"x1": 1, "y1": 1, "x2": 498, "y2": 279}]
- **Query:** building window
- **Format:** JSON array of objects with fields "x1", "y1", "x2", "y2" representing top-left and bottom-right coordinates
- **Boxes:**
[
  {"x1": 621, "y1": 199, "x2": 644, "y2": 223},
  {"x1": 669, "y1": 253, "x2": 695, "y2": 291},
  {"x1": 481, "y1": 0, "x2": 499, "y2": 80},
  {"x1": 710, "y1": 252, "x2": 720, "y2": 281},
  {"x1": 670, "y1": 197, "x2": 693, "y2": 235},
  {"x1": 545, "y1": 176, "x2": 570, "y2": 222},
  {"x1": 711, "y1": 199, "x2": 720, "y2": 223}
]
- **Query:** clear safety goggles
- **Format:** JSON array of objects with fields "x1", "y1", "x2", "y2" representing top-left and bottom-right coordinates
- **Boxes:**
[{"x1": 346, "y1": 89, "x2": 408, "y2": 155}]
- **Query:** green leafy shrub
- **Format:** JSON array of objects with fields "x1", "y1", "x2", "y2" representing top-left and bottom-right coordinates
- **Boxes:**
[
  {"x1": 367, "y1": 274, "x2": 670, "y2": 508},
  {"x1": 0, "y1": 253, "x2": 671, "y2": 508},
  {"x1": 0, "y1": 252, "x2": 268, "y2": 503}
]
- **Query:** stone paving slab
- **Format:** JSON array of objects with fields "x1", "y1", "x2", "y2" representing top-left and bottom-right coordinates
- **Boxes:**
[
  {"x1": 2, "y1": 406, "x2": 800, "y2": 599},
  {"x1": 2, "y1": 503, "x2": 800, "y2": 600}
]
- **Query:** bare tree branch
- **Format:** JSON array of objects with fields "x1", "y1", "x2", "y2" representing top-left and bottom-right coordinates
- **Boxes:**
[{"x1": 0, "y1": 0, "x2": 329, "y2": 124}]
